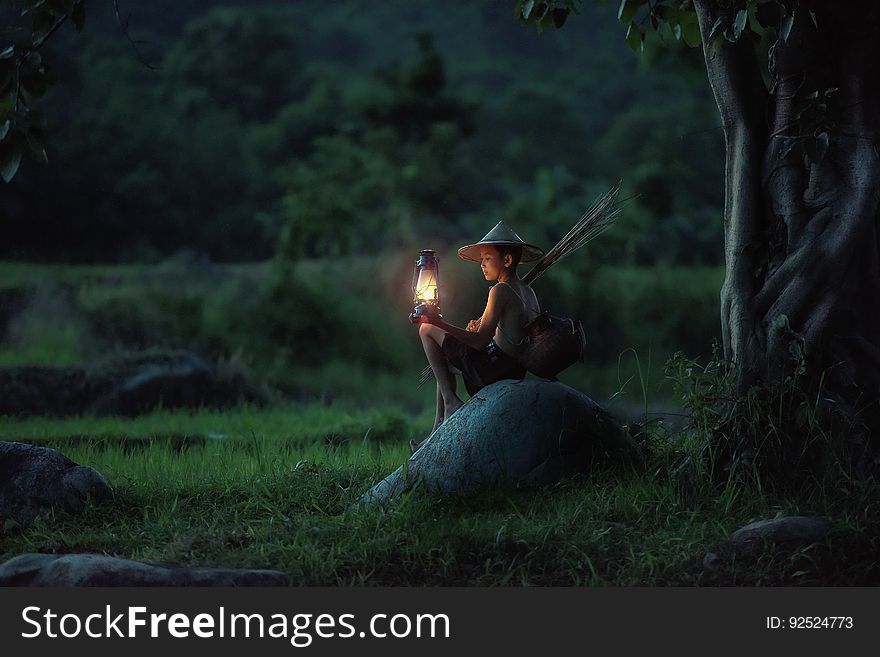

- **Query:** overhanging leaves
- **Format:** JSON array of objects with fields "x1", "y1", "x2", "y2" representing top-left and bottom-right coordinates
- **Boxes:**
[
  {"x1": 0, "y1": 0, "x2": 86, "y2": 182},
  {"x1": 0, "y1": 141, "x2": 22, "y2": 183}
]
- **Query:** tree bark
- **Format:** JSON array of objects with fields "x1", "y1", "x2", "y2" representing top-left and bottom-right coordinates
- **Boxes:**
[{"x1": 694, "y1": 0, "x2": 880, "y2": 441}]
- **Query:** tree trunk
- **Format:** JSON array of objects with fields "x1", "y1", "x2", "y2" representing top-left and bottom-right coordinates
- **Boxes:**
[
  {"x1": 693, "y1": 1, "x2": 880, "y2": 448},
  {"x1": 695, "y1": 0, "x2": 880, "y2": 405}
]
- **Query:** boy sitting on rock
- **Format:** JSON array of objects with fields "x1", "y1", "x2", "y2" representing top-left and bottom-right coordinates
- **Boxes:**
[{"x1": 412, "y1": 221, "x2": 544, "y2": 451}]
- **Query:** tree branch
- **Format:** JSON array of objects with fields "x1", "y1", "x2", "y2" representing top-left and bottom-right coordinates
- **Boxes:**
[
  {"x1": 32, "y1": 13, "x2": 69, "y2": 50},
  {"x1": 113, "y1": 0, "x2": 160, "y2": 71}
]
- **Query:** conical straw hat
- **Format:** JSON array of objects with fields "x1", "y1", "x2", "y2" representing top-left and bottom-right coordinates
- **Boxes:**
[{"x1": 457, "y1": 221, "x2": 544, "y2": 263}]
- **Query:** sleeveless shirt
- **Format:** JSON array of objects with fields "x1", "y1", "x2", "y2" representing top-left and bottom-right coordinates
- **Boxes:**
[{"x1": 494, "y1": 281, "x2": 540, "y2": 359}]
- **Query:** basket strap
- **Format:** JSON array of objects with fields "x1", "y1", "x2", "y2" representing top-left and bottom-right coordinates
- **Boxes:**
[{"x1": 499, "y1": 281, "x2": 540, "y2": 316}]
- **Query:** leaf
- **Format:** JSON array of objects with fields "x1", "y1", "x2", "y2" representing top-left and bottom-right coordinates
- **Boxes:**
[
  {"x1": 42, "y1": 61, "x2": 57, "y2": 85},
  {"x1": 780, "y1": 11, "x2": 795, "y2": 42},
  {"x1": 552, "y1": 7, "x2": 569, "y2": 29},
  {"x1": 24, "y1": 128, "x2": 47, "y2": 163},
  {"x1": 31, "y1": 8, "x2": 56, "y2": 44},
  {"x1": 0, "y1": 92, "x2": 12, "y2": 116},
  {"x1": 72, "y1": 0, "x2": 85, "y2": 32},
  {"x1": 625, "y1": 22, "x2": 644, "y2": 52},
  {"x1": 755, "y1": 1, "x2": 781, "y2": 28},
  {"x1": 23, "y1": 108, "x2": 47, "y2": 129},
  {"x1": 25, "y1": 50, "x2": 42, "y2": 68},
  {"x1": 0, "y1": 45, "x2": 14, "y2": 60},
  {"x1": 681, "y1": 19, "x2": 702, "y2": 47},
  {"x1": 708, "y1": 16, "x2": 725, "y2": 42},
  {"x1": 536, "y1": 5, "x2": 554, "y2": 31},
  {"x1": 618, "y1": 0, "x2": 640, "y2": 24},
  {"x1": 0, "y1": 119, "x2": 9, "y2": 141},
  {"x1": 732, "y1": 9, "x2": 748, "y2": 40},
  {"x1": 746, "y1": 1, "x2": 766, "y2": 36},
  {"x1": 45, "y1": 0, "x2": 75, "y2": 14},
  {"x1": 20, "y1": 71, "x2": 48, "y2": 98},
  {"x1": 808, "y1": 9, "x2": 817, "y2": 30},
  {"x1": 0, "y1": 141, "x2": 22, "y2": 182},
  {"x1": 521, "y1": 0, "x2": 536, "y2": 20}
]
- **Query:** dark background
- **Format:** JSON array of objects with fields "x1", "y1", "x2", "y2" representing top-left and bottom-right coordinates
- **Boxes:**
[{"x1": 0, "y1": 0, "x2": 726, "y2": 407}]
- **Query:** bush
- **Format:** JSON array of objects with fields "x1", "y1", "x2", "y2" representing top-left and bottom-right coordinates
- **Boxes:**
[{"x1": 664, "y1": 346, "x2": 864, "y2": 495}]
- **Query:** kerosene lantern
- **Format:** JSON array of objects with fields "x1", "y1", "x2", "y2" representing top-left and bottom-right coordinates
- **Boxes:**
[{"x1": 410, "y1": 249, "x2": 442, "y2": 322}]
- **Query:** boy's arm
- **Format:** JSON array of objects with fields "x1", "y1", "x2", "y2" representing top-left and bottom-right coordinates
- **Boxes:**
[{"x1": 429, "y1": 284, "x2": 506, "y2": 350}]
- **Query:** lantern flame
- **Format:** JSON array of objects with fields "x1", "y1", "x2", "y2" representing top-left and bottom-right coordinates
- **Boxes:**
[{"x1": 415, "y1": 269, "x2": 438, "y2": 302}]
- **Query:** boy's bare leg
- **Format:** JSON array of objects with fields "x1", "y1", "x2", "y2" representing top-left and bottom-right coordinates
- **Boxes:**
[
  {"x1": 419, "y1": 322, "x2": 464, "y2": 424},
  {"x1": 433, "y1": 384, "x2": 444, "y2": 432},
  {"x1": 419, "y1": 323, "x2": 464, "y2": 418}
]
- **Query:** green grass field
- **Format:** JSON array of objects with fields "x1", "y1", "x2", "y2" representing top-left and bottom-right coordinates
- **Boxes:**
[
  {"x1": 3, "y1": 403, "x2": 878, "y2": 585},
  {"x1": 2, "y1": 260, "x2": 876, "y2": 584}
]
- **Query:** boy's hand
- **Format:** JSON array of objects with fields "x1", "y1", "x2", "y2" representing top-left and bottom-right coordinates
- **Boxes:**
[
  {"x1": 410, "y1": 311, "x2": 441, "y2": 325},
  {"x1": 466, "y1": 318, "x2": 481, "y2": 332}
]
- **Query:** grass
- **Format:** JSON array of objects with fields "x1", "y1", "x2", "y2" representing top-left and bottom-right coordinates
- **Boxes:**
[{"x1": 2, "y1": 402, "x2": 878, "y2": 585}]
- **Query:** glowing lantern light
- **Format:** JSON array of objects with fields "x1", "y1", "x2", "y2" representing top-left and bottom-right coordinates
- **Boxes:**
[{"x1": 410, "y1": 249, "x2": 442, "y2": 321}]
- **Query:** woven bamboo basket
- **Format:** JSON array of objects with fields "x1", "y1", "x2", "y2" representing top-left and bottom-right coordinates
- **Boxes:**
[{"x1": 521, "y1": 312, "x2": 586, "y2": 379}]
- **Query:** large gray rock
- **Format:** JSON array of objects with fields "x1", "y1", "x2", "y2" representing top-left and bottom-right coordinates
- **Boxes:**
[
  {"x1": 357, "y1": 379, "x2": 643, "y2": 508},
  {"x1": 0, "y1": 553, "x2": 289, "y2": 587},
  {"x1": 0, "y1": 441, "x2": 112, "y2": 525}
]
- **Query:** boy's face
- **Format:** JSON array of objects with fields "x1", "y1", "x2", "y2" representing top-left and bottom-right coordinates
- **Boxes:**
[{"x1": 479, "y1": 246, "x2": 509, "y2": 281}]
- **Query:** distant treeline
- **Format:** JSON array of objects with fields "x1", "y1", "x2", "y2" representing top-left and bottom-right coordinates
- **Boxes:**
[
  {"x1": 2, "y1": 0, "x2": 724, "y2": 266},
  {"x1": 0, "y1": 257, "x2": 723, "y2": 405}
]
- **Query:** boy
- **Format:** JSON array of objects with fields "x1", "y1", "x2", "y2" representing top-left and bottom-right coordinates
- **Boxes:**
[{"x1": 413, "y1": 221, "x2": 544, "y2": 450}]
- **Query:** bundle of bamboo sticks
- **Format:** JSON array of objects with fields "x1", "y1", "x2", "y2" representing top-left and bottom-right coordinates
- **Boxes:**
[
  {"x1": 417, "y1": 181, "x2": 626, "y2": 387},
  {"x1": 522, "y1": 180, "x2": 623, "y2": 284}
]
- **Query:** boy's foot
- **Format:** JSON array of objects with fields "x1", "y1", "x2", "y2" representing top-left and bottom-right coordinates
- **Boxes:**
[
  {"x1": 444, "y1": 397, "x2": 464, "y2": 419},
  {"x1": 411, "y1": 422, "x2": 441, "y2": 453}
]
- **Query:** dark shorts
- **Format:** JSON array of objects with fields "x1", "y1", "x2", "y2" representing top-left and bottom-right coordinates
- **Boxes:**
[{"x1": 442, "y1": 335, "x2": 527, "y2": 396}]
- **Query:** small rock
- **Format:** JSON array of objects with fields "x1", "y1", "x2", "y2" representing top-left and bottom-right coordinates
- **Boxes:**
[
  {"x1": 731, "y1": 516, "x2": 832, "y2": 549},
  {"x1": 0, "y1": 554, "x2": 289, "y2": 587},
  {"x1": 0, "y1": 442, "x2": 111, "y2": 525},
  {"x1": 702, "y1": 551, "x2": 720, "y2": 571}
]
